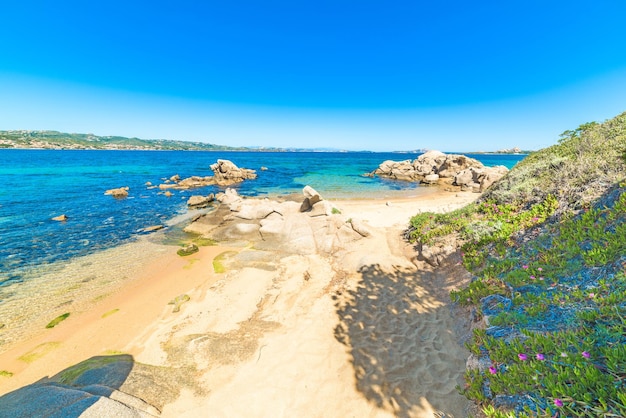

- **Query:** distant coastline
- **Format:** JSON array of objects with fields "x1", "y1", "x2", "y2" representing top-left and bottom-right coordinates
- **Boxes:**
[
  {"x1": 0, "y1": 130, "x2": 247, "y2": 151},
  {"x1": 0, "y1": 130, "x2": 531, "y2": 154}
]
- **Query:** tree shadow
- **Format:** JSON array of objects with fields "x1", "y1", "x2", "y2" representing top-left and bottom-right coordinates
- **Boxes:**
[
  {"x1": 0, "y1": 354, "x2": 162, "y2": 417},
  {"x1": 334, "y1": 263, "x2": 470, "y2": 417}
]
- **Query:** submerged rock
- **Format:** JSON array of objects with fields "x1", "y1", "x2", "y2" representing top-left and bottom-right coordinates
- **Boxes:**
[
  {"x1": 143, "y1": 225, "x2": 164, "y2": 232},
  {"x1": 52, "y1": 214, "x2": 68, "y2": 222}
]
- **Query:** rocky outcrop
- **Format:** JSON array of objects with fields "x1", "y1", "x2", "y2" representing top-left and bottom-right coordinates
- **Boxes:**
[
  {"x1": 0, "y1": 355, "x2": 168, "y2": 418},
  {"x1": 158, "y1": 160, "x2": 257, "y2": 190},
  {"x1": 187, "y1": 194, "x2": 215, "y2": 208},
  {"x1": 413, "y1": 150, "x2": 448, "y2": 176},
  {"x1": 177, "y1": 243, "x2": 199, "y2": 256},
  {"x1": 184, "y1": 186, "x2": 368, "y2": 256},
  {"x1": 373, "y1": 160, "x2": 421, "y2": 181},
  {"x1": 453, "y1": 165, "x2": 509, "y2": 192},
  {"x1": 301, "y1": 185, "x2": 322, "y2": 212},
  {"x1": 52, "y1": 214, "x2": 68, "y2": 221},
  {"x1": 299, "y1": 185, "x2": 336, "y2": 216},
  {"x1": 142, "y1": 225, "x2": 164, "y2": 232},
  {"x1": 419, "y1": 243, "x2": 457, "y2": 267},
  {"x1": 370, "y1": 150, "x2": 508, "y2": 192},
  {"x1": 159, "y1": 176, "x2": 214, "y2": 190},
  {"x1": 210, "y1": 159, "x2": 257, "y2": 186},
  {"x1": 421, "y1": 174, "x2": 440, "y2": 185},
  {"x1": 104, "y1": 187, "x2": 129, "y2": 198}
]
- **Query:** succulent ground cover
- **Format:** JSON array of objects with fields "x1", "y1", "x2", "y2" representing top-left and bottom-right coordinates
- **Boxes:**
[{"x1": 407, "y1": 113, "x2": 626, "y2": 417}]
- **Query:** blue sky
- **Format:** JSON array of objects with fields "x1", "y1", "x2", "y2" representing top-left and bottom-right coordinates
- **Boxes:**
[{"x1": 1, "y1": 1, "x2": 626, "y2": 151}]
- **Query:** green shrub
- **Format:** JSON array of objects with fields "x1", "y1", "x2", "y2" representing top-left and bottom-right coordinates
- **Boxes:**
[
  {"x1": 409, "y1": 111, "x2": 626, "y2": 416},
  {"x1": 484, "y1": 112, "x2": 626, "y2": 212}
]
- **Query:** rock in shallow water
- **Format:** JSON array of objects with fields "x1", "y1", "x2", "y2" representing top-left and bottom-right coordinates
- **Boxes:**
[
  {"x1": 370, "y1": 150, "x2": 509, "y2": 192},
  {"x1": 187, "y1": 194, "x2": 215, "y2": 208},
  {"x1": 104, "y1": 187, "x2": 129, "y2": 198}
]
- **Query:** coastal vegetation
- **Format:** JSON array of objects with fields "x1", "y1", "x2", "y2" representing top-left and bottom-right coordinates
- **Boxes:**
[{"x1": 407, "y1": 112, "x2": 626, "y2": 417}]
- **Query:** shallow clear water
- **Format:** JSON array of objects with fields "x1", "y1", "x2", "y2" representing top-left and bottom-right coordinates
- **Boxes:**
[{"x1": 0, "y1": 149, "x2": 524, "y2": 286}]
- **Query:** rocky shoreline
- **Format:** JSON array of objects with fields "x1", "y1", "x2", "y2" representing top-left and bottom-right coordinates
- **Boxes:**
[
  {"x1": 369, "y1": 150, "x2": 509, "y2": 193},
  {"x1": 0, "y1": 153, "x2": 499, "y2": 417},
  {"x1": 183, "y1": 186, "x2": 371, "y2": 256},
  {"x1": 0, "y1": 184, "x2": 478, "y2": 417}
]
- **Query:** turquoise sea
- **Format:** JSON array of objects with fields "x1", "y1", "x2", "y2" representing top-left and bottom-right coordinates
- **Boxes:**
[{"x1": 0, "y1": 150, "x2": 525, "y2": 288}]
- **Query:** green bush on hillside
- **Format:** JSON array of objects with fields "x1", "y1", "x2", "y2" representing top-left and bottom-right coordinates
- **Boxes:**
[
  {"x1": 484, "y1": 112, "x2": 626, "y2": 213},
  {"x1": 408, "y1": 111, "x2": 626, "y2": 417}
]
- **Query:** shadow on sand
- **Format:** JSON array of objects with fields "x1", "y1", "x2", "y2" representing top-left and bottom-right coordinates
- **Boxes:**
[{"x1": 334, "y1": 263, "x2": 470, "y2": 418}]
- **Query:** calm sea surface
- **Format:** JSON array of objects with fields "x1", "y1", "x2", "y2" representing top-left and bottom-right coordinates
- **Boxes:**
[{"x1": 0, "y1": 150, "x2": 525, "y2": 287}]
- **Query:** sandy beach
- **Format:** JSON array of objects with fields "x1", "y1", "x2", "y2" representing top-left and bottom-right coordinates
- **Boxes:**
[{"x1": 0, "y1": 190, "x2": 479, "y2": 417}]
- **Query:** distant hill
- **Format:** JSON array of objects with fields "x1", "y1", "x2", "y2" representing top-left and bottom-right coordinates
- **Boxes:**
[
  {"x1": 476, "y1": 147, "x2": 532, "y2": 154},
  {"x1": 0, "y1": 130, "x2": 249, "y2": 151},
  {"x1": 0, "y1": 129, "x2": 536, "y2": 154}
]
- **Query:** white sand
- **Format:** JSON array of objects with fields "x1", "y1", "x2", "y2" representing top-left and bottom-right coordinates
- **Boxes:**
[{"x1": 0, "y1": 191, "x2": 479, "y2": 417}]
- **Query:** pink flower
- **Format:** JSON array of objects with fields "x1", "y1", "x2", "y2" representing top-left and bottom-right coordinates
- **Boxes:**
[
  {"x1": 537, "y1": 267, "x2": 543, "y2": 272},
  {"x1": 588, "y1": 293, "x2": 595, "y2": 298},
  {"x1": 488, "y1": 366, "x2": 497, "y2": 374},
  {"x1": 554, "y1": 398, "x2": 564, "y2": 407},
  {"x1": 522, "y1": 265, "x2": 529, "y2": 269},
  {"x1": 518, "y1": 353, "x2": 528, "y2": 361},
  {"x1": 536, "y1": 353, "x2": 545, "y2": 360},
  {"x1": 560, "y1": 352, "x2": 568, "y2": 358},
  {"x1": 530, "y1": 275, "x2": 536, "y2": 280},
  {"x1": 582, "y1": 351, "x2": 591, "y2": 359}
]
